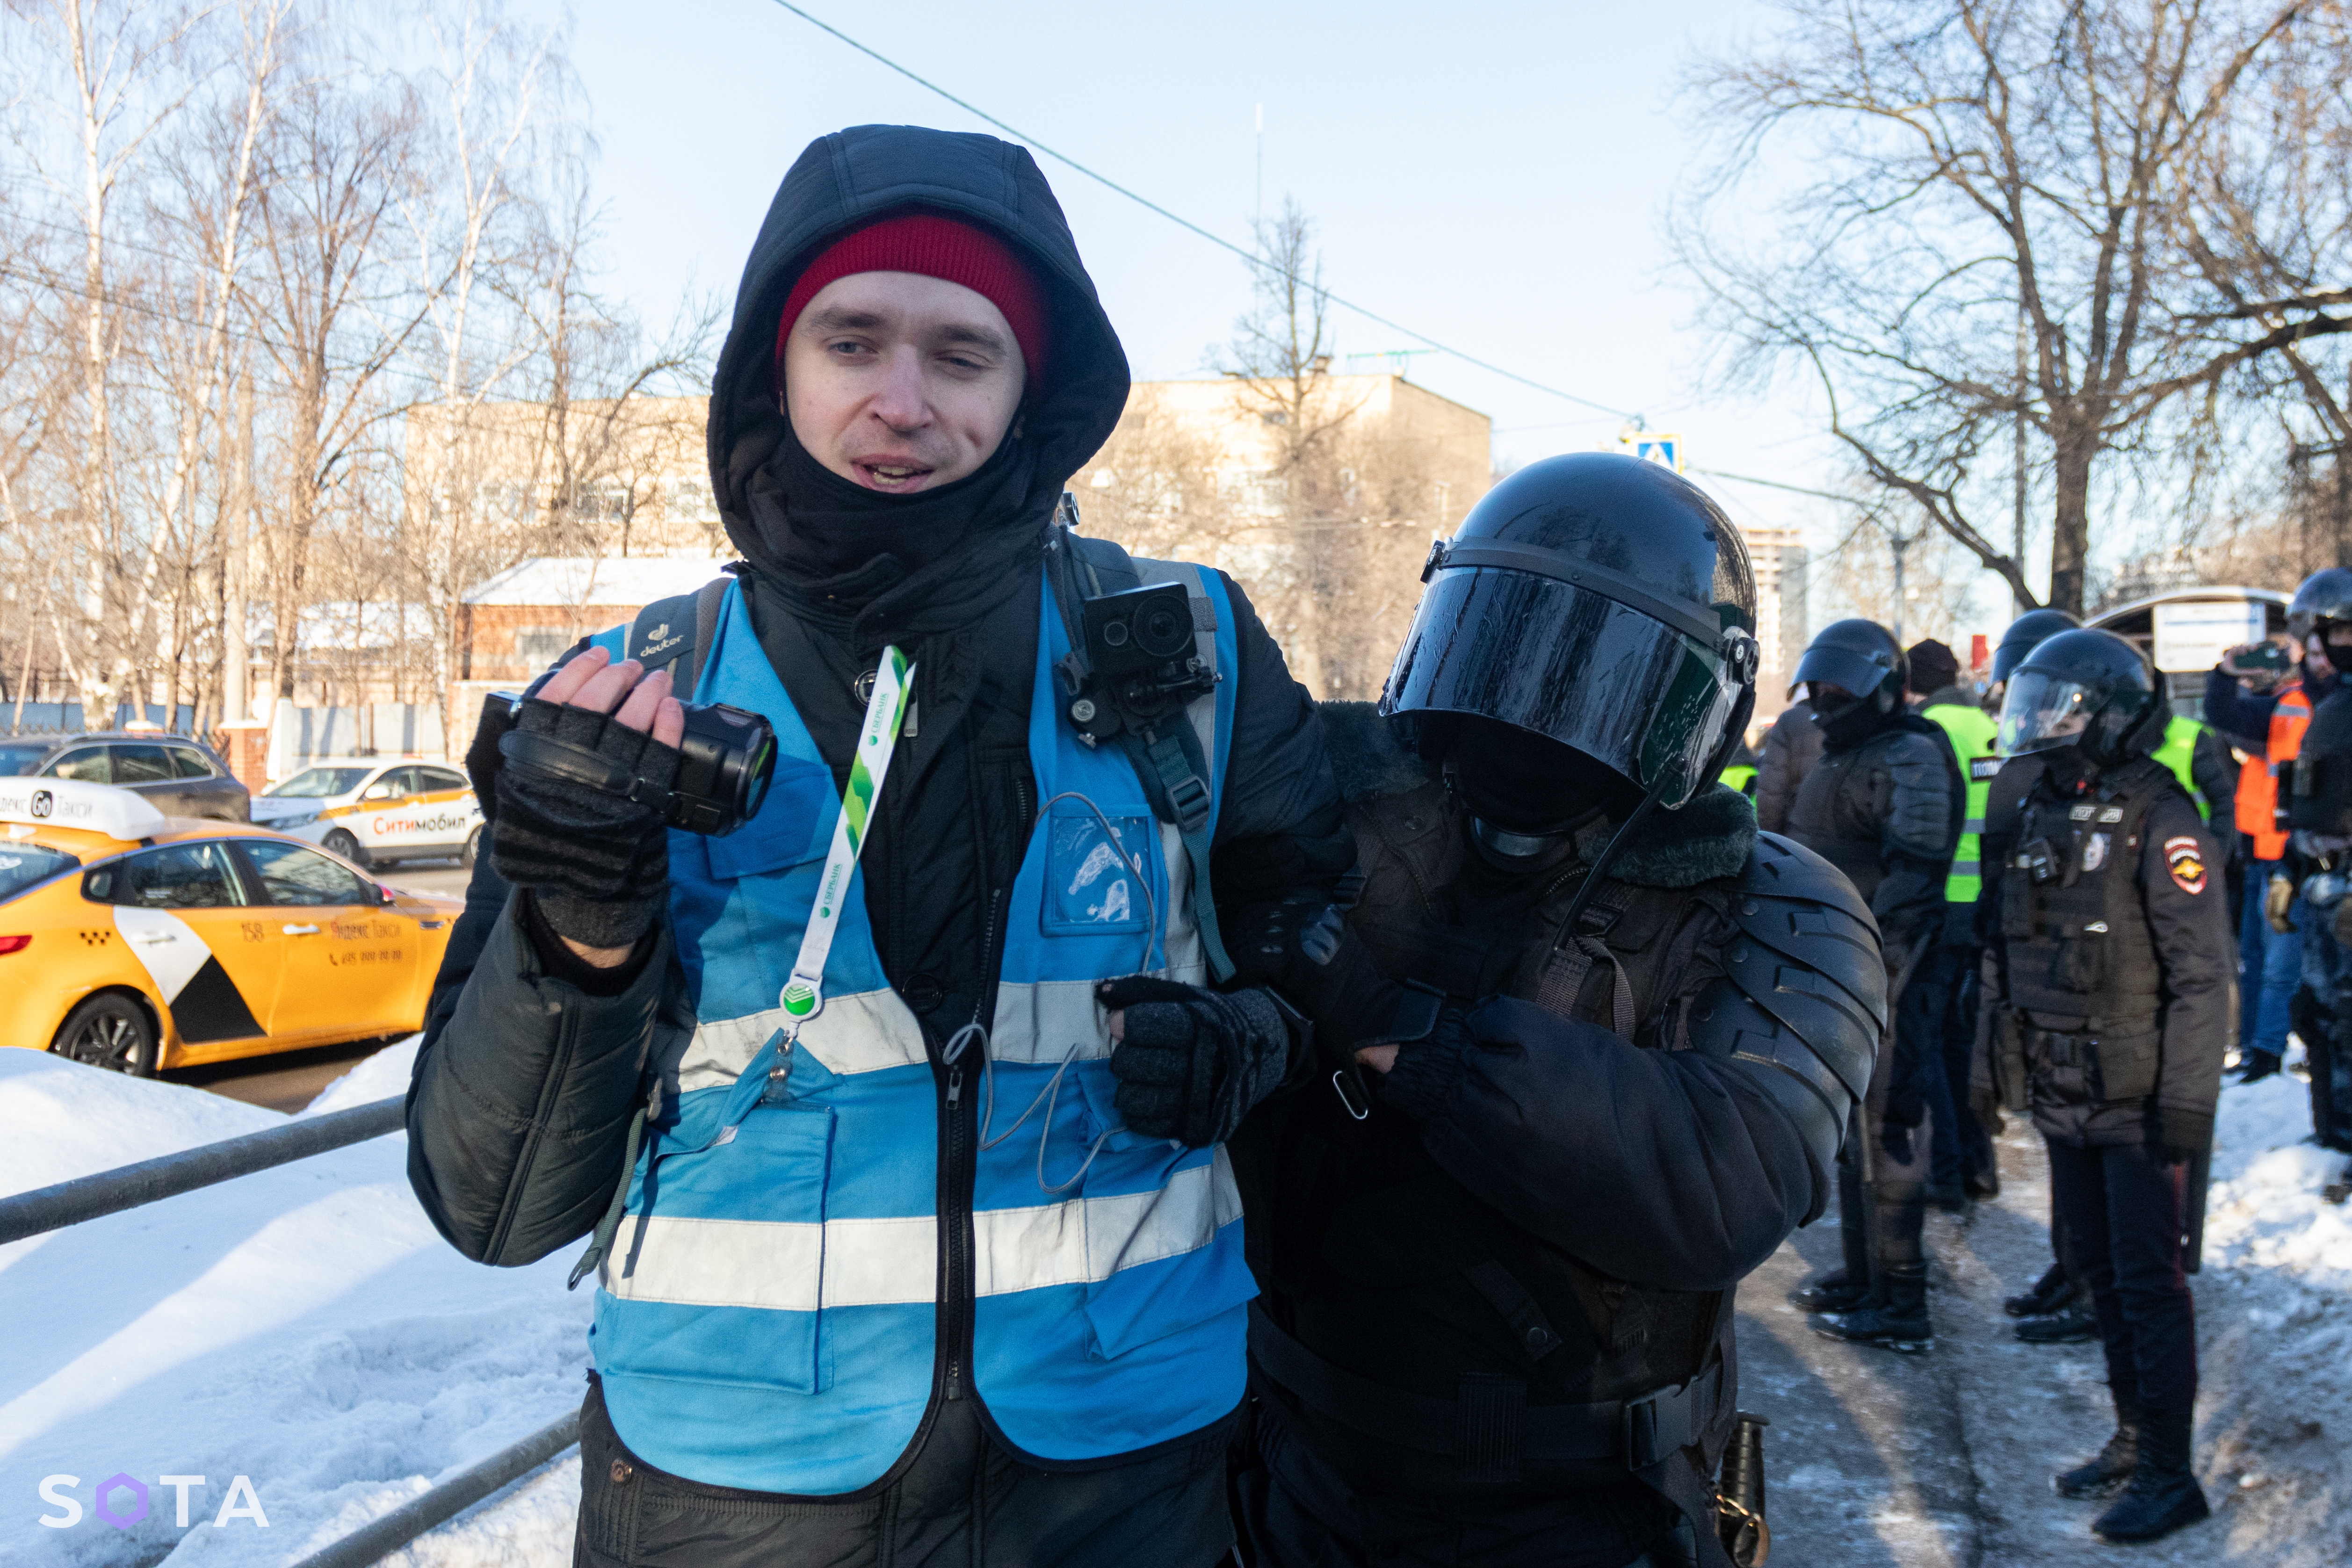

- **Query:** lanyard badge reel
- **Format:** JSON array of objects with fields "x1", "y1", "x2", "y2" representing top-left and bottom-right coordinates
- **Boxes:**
[{"x1": 717, "y1": 648, "x2": 915, "y2": 1132}]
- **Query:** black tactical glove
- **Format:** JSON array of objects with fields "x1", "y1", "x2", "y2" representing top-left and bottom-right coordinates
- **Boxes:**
[
  {"x1": 1229, "y1": 893, "x2": 1441, "y2": 1059},
  {"x1": 492, "y1": 695, "x2": 681, "y2": 950},
  {"x1": 2149, "y1": 1106, "x2": 2211, "y2": 1166},
  {"x1": 1098, "y1": 976, "x2": 1291, "y2": 1147},
  {"x1": 1376, "y1": 1006, "x2": 1476, "y2": 1121}
]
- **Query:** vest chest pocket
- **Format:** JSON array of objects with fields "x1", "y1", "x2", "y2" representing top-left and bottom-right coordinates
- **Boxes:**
[
  {"x1": 594, "y1": 1101, "x2": 839, "y2": 1394},
  {"x1": 2087, "y1": 1027, "x2": 2161, "y2": 1103},
  {"x1": 1041, "y1": 799, "x2": 1162, "y2": 937}
]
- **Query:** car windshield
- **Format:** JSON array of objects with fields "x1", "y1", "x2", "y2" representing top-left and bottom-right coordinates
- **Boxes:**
[
  {"x1": 268, "y1": 767, "x2": 371, "y2": 798},
  {"x1": 0, "y1": 844, "x2": 78, "y2": 901},
  {"x1": 0, "y1": 744, "x2": 51, "y2": 778}
]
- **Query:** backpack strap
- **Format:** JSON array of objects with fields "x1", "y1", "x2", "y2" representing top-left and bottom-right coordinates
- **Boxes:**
[
  {"x1": 624, "y1": 573, "x2": 735, "y2": 696},
  {"x1": 1048, "y1": 501, "x2": 1236, "y2": 982}
]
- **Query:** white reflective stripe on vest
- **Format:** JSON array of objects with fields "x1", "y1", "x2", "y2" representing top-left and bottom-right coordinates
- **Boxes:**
[
  {"x1": 677, "y1": 987, "x2": 928, "y2": 1092},
  {"x1": 602, "y1": 1149, "x2": 1241, "y2": 1310}
]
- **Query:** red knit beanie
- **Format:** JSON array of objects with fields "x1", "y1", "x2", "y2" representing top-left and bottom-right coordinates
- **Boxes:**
[{"x1": 775, "y1": 212, "x2": 1051, "y2": 387}]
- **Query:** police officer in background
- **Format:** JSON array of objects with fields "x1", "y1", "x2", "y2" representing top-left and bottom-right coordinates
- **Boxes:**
[
  {"x1": 1227, "y1": 454, "x2": 1883, "y2": 1568},
  {"x1": 1785, "y1": 621, "x2": 1962, "y2": 1353},
  {"x1": 1754, "y1": 692, "x2": 1824, "y2": 833},
  {"x1": 2284, "y1": 573, "x2": 2352, "y2": 1160},
  {"x1": 2205, "y1": 583, "x2": 2336, "y2": 1083},
  {"x1": 1987, "y1": 629, "x2": 2230, "y2": 1545},
  {"x1": 1910, "y1": 638, "x2": 2001, "y2": 1201}
]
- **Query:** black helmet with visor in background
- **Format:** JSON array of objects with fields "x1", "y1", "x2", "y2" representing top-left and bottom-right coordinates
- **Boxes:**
[
  {"x1": 1380, "y1": 453, "x2": 1761, "y2": 815},
  {"x1": 1793, "y1": 619, "x2": 1907, "y2": 720},
  {"x1": 1990, "y1": 608, "x2": 2084, "y2": 690},
  {"x1": 1997, "y1": 628, "x2": 2167, "y2": 766},
  {"x1": 2288, "y1": 567, "x2": 2352, "y2": 647}
]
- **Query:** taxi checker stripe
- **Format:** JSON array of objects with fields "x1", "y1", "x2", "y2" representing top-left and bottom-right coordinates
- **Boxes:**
[
  {"x1": 600, "y1": 1150, "x2": 1241, "y2": 1311},
  {"x1": 778, "y1": 645, "x2": 912, "y2": 1029}
]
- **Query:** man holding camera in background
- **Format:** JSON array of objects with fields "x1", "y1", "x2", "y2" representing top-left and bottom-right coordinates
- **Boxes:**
[{"x1": 405, "y1": 124, "x2": 1353, "y2": 1568}]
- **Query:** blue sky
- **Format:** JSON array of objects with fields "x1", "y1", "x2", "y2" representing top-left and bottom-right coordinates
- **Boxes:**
[{"x1": 537, "y1": 0, "x2": 1900, "y2": 578}]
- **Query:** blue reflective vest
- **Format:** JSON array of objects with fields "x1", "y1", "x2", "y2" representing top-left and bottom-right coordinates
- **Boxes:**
[{"x1": 584, "y1": 567, "x2": 1252, "y2": 1492}]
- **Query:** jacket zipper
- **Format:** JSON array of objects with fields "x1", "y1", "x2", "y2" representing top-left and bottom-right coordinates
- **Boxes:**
[{"x1": 940, "y1": 884, "x2": 1008, "y2": 1404}]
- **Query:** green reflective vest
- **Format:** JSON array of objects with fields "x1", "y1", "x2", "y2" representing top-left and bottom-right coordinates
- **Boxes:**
[
  {"x1": 2151, "y1": 714, "x2": 2215, "y2": 824},
  {"x1": 1720, "y1": 764, "x2": 1757, "y2": 798},
  {"x1": 1923, "y1": 701, "x2": 2000, "y2": 904}
]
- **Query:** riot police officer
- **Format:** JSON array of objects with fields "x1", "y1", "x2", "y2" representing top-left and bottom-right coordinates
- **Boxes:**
[
  {"x1": 2285, "y1": 571, "x2": 2352, "y2": 1160},
  {"x1": 1987, "y1": 629, "x2": 2230, "y2": 1544},
  {"x1": 1226, "y1": 454, "x2": 1884, "y2": 1568},
  {"x1": 1784, "y1": 620, "x2": 1963, "y2": 1352}
]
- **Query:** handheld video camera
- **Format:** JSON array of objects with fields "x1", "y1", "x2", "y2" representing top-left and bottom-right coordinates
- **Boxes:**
[
  {"x1": 484, "y1": 689, "x2": 778, "y2": 837},
  {"x1": 1062, "y1": 583, "x2": 1215, "y2": 746}
]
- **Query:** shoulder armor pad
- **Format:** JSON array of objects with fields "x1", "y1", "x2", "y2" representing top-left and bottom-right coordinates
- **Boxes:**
[{"x1": 1684, "y1": 832, "x2": 1886, "y2": 1193}]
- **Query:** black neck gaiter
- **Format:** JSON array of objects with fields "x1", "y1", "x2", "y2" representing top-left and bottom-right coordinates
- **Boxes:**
[{"x1": 737, "y1": 419, "x2": 1052, "y2": 646}]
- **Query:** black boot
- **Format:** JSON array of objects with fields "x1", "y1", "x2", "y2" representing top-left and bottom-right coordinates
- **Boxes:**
[
  {"x1": 2015, "y1": 1287, "x2": 2098, "y2": 1344},
  {"x1": 2054, "y1": 1420, "x2": 2139, "y2": 1500},
  {"x1": 2004, "y1": 1262, "x2": 2068, "y2": 1318},
  {"x1": 1810, "y1": 1263, "x2": 1932, "y2": 1354},
  {"x1": 2232, "y1": 1050, "x2": 2281, "y2": 1084},
  {"x1": 2091, "y1": 1409, "x2": 2208, "y2": 1542},
  {"x1": 1791, "y1": 1268, "x2": 1870, "y2": 1313}
]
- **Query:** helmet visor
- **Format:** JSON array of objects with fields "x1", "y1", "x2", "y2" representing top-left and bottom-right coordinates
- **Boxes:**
[
  {"x1": 1792, "y1": 641, "x2": 1892, "y2": 698},
  {"x1": 1382, "y1": 568, "x2": 1736, "y2": 809},
  {"x1": 1998, "y1": 670, "x2": 2098, "y2": 756}
]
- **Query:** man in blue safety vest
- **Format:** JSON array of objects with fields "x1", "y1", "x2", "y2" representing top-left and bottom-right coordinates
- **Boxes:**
[{"x1": 405, "y1": 125, "x2": 1354, "y2": 1568}]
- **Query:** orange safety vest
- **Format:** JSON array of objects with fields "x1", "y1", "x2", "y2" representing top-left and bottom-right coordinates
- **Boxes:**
[{"x1": 2237, "y1": 682, "x2": 2313, "y2": 860}]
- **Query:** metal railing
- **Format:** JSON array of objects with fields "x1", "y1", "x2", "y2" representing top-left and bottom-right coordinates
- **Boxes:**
[{"x1": 2, "y1": 1088, "x2": 581, "y2": 1564}]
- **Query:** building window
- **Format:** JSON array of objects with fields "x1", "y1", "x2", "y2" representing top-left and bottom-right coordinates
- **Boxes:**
[
  {"x1": 514, "y1": 627, "x2": 572, "y2": 665},
  {"x1": 665, "y1": 477, "x2": 719, "y2": 524}
]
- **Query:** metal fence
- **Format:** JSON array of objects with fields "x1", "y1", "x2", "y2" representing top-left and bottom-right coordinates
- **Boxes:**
[{"x1": 2, "y1": 1092, "x2": 579, "y2": 1564}]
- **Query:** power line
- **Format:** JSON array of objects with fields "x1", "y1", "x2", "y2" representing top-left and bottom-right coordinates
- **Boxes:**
[
  {"x1": 1693, "y1": 467, "x2": 1863, "y2": 505},
  {"x1": 763, "y1": 0, "x2": 1639, "y2": 422}
]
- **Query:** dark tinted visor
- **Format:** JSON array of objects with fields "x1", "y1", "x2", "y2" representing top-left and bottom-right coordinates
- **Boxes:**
[
  {"x1": 1792, "y1": 642, "x2": 1890, "y2": 697},
  {"x1": 1383, "y1": 569, "x2": 1734, "y2": 809}
]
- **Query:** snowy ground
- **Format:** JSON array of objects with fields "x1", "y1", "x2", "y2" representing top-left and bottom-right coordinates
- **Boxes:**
[
  {"x1": 1742, "y1": 1060, "x2": 2352, "y2": 1565},
  {"x1": 7, "y1": 1038, "x2": 2350, "y2": 1567},
  {"x1": 0, "y1": 1043, "x2": 588, "y2": 1568}
]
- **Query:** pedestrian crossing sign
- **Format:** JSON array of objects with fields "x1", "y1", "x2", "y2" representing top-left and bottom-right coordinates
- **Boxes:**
[{"x1": 1625, "y1": 432, "x2": 1682, "y2": 472}]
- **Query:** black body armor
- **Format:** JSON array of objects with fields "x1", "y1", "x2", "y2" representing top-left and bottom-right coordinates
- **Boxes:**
[
  {"x1": 2000, "y1": 758, "x2": 2175, "y2": 1112},
  {"x1": 1237, "y1": 758, "x2": 1881, "y2": 1499}
]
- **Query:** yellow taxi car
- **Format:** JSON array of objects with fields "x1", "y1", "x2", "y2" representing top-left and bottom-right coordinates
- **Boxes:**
[{"x1": 0, "y1": 778, "x2": 463, "y2": 1076}]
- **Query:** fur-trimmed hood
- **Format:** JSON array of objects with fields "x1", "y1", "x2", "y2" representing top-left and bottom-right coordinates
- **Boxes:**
[{"x1": 1320, "y1": 700, "x2": 1755, "y2": 888}]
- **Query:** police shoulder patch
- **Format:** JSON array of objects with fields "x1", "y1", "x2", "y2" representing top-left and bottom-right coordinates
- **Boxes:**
[{"x1": 2164, "y1": 834, "x2": 2207, "y2": 895}]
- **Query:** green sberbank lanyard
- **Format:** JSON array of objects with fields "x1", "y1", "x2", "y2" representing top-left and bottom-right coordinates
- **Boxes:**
[
  {"x1": 774, "y1": 643, "x2": 915, "y2": 1054},
  {"x1": 572, "y1": 645, "x2": 915, "y2": 1286}
]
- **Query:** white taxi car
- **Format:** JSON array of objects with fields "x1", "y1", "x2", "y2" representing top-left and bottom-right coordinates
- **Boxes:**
[{"x1": 248, "y1": 756, "x2": 484, "y2": 869}]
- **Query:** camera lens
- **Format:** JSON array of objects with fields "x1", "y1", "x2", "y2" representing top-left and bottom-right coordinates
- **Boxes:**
[{"x1": 1137, "y1": 605, "x2": 1191, "y2": 658}]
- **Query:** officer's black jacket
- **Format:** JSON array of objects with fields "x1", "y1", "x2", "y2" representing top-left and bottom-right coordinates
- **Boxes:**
[
  {"x1": 405, "y1": 126, "x2": 1350, "y2": 1280},
  {"x1": 1983, "y1": 755, "x2": 2233, "y2": 1149},
  {"x1": 1231, "y1": 705, "x2": 1882, "y2": 1510}
]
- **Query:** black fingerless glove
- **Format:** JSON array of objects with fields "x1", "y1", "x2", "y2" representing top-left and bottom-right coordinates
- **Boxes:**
[
  {"x1": 1377, "y1": 1006, "x2": 1475, "y2": 1121},
  {"x1": 1098, "y1": 976, "x2": 1291, "y2": 1148},
  {"x1": 1229, "y1": 894, "x2": 1440, "y2": 1058},
  {"x1": 492, "y1": 696, "x2": 682, "y2": 950}
]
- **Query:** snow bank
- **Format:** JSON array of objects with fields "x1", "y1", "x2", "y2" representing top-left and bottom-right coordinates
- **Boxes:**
[
  {"x1": 0, "y1": 1045, "x2": 588, "y2": 1568},
  {"x1": 2172, "y1": 1069, "x2": 2352, "y2": 1560}
]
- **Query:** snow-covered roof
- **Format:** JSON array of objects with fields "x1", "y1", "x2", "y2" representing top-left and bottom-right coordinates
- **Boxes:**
[{"x1": 462, "y1": 555, "x2": 731, "y2": 607}]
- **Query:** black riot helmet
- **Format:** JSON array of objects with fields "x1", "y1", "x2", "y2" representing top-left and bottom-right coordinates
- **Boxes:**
[
  {"x1": 1381, "y1": 453, "x2": 1761, "y2": 814},
  {"x1": 1990, "y1": 608, "x2": 2083, "y2": 688},
  {"x1": 1794, "y1": 619, "x2": 1906, "y2": 726},
  {"x1": 1997, "y1": 629, "x2": 2167, "y2": 765},
  {"x1": 2288, "y1": 568, "x2": 2352, "y2": 642}
]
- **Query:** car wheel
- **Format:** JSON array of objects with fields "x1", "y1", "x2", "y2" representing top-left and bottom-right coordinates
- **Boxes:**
[
  {"x1": 323, "y1": 828, "x2": 370, "y2": 868},
  {"x1": 462, "y1": 825, "x2": 484, "y2": 868},
  {"x1": 54, "y1": 993, "x2": 159, "y2": 1077}
]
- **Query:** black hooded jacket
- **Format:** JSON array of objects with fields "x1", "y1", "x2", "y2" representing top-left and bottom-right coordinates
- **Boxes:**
[{"x1": 406, "y1": 126, "x2": 1347, "y2": 1445}]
